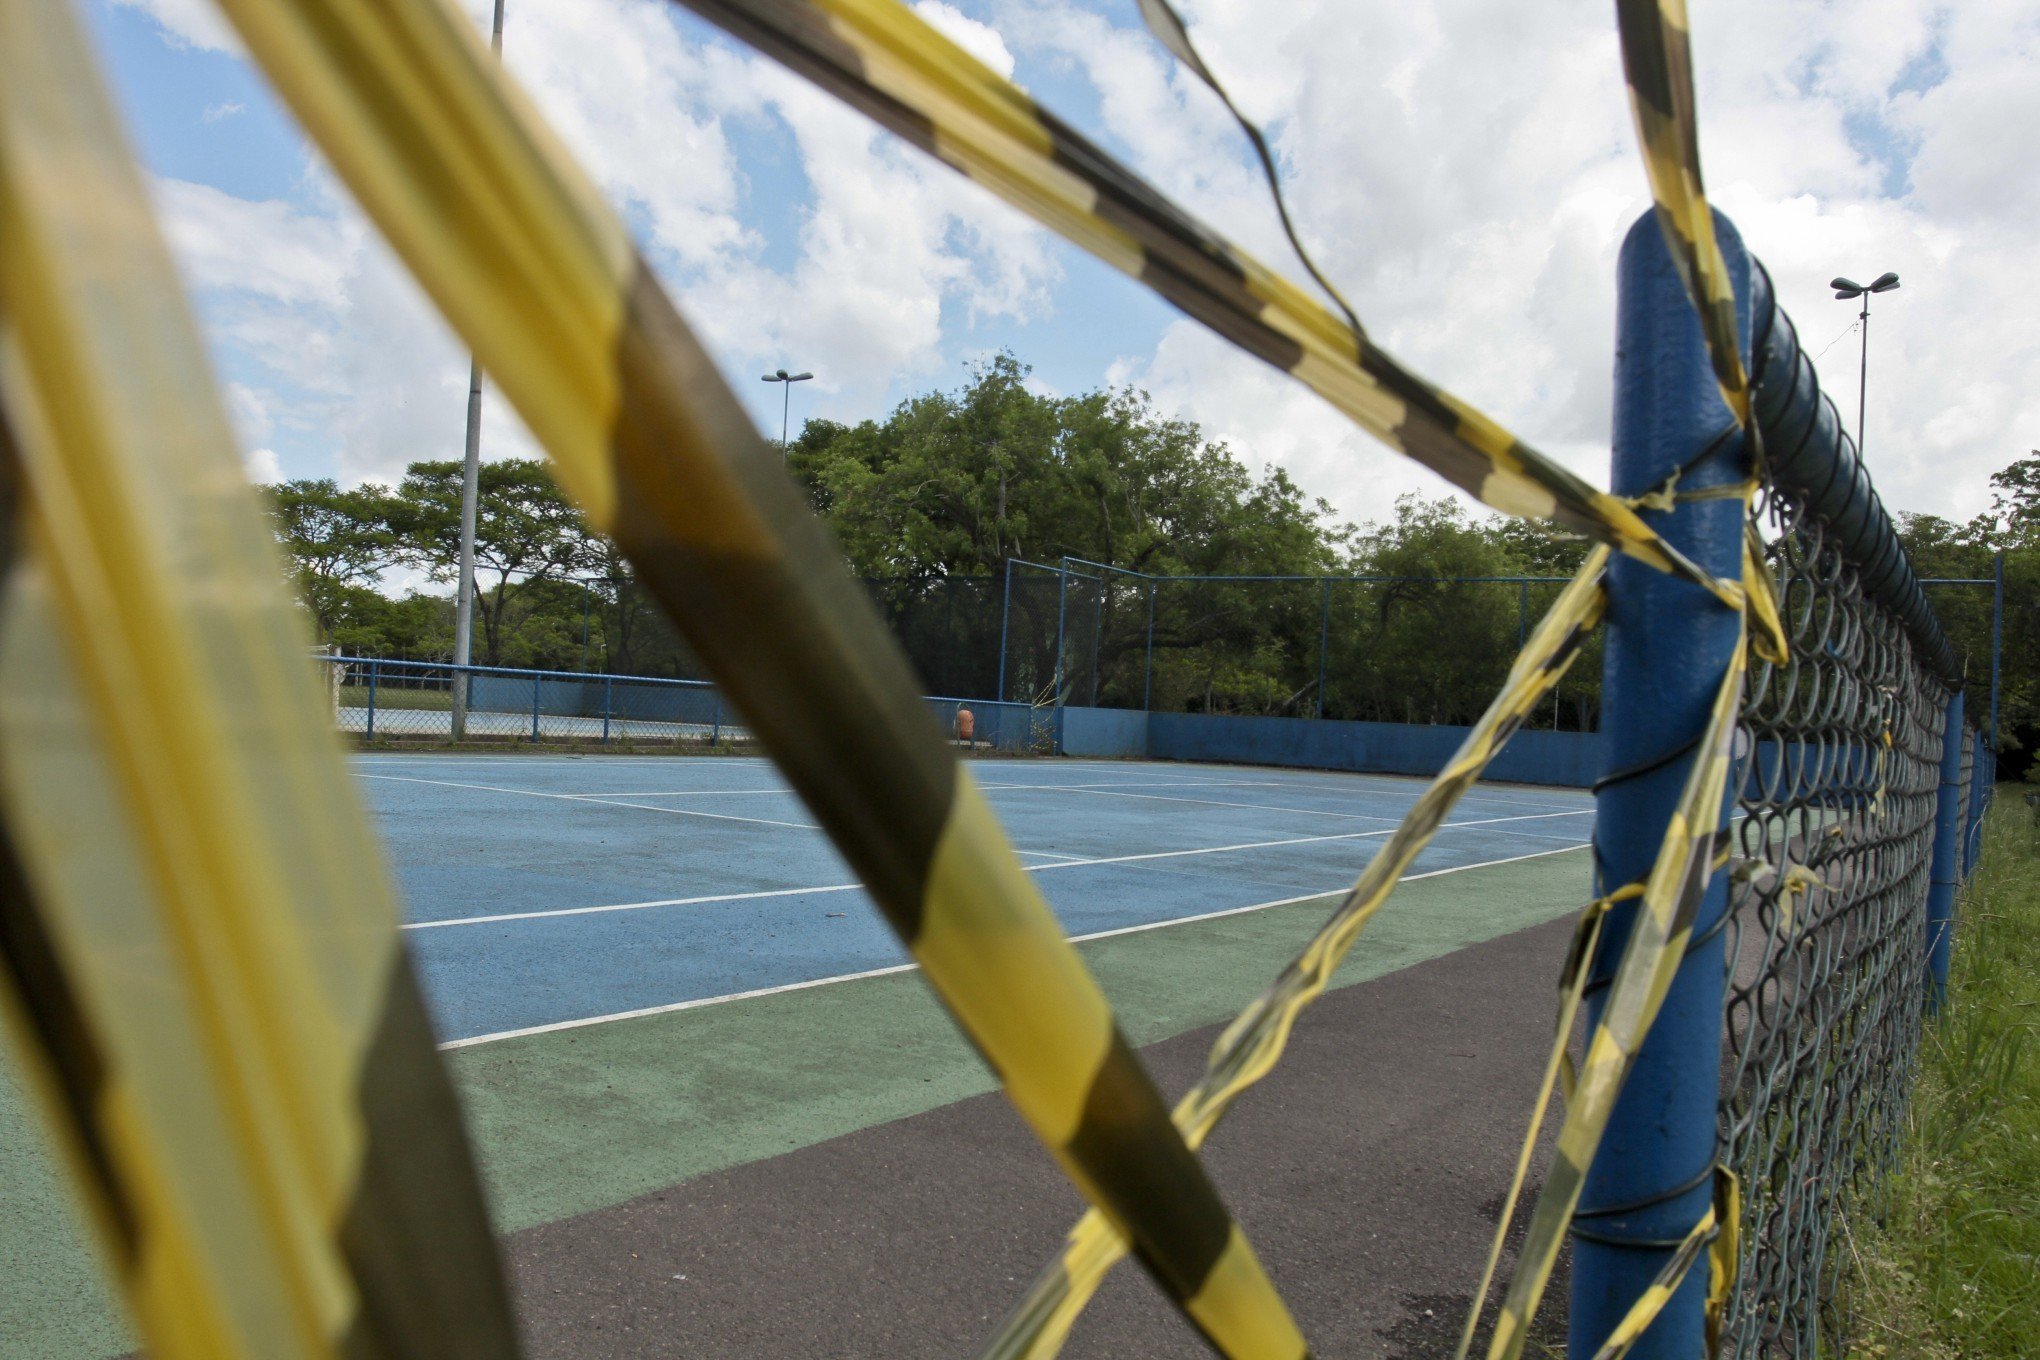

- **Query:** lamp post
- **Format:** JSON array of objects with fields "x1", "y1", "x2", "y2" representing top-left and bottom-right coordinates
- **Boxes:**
[
  {"x1": 1830, "y1": 271, "x2": 1899, "y2": 458},
  {"x1": 760, "y1": 368, "x2": 814, "y2": 450},
  {"x1": 451, "y1": 0, "x2": 508, "y2": 739}
]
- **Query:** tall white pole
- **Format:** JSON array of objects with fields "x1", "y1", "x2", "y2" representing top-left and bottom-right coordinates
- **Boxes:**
[{"x1": 450, "y1": 0, "x2": 506, "y2": 740}]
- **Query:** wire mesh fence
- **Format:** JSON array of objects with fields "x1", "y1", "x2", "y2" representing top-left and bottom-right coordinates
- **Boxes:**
[
  {"x1": 992, "y1": 560, "x2": 1596, "y2": 727},
  {"x1": 319, "y1": 655, "x2": 1048, "y2": 753},
  {"x1": 1715, "y1": 473, "x2": 1957, "y2": 1355}
]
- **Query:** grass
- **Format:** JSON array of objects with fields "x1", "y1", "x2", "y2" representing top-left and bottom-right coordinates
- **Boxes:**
[
  {"x1": 1845, "y1": 790, "x2": 2040, "y2": 1358},
  {"x1": 338, "y1": 682, "x2": 452, "y2": 711}
]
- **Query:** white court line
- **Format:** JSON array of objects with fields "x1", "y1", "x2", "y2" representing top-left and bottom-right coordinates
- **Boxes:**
[
  {"x1": 438, "y1": 842, "x2": 1591, "y2": 1049},
  {"x1": 351, "y1": 754, "x2": 1588, "y2": 812},
  {"x1": 538, "y1": 778, "x2": 1301, "y2": 799},
  {"x1": 356, "y1": 774, "x2": 819, "y2": 831},
  {"x1": 992, "y1": 784, "x2": 1406, "y2": 823},
  {"x1": 403, "y1": 808, "x2": 1589, "y2": 930}
]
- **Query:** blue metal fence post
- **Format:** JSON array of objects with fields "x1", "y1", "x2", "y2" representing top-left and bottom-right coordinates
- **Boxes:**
[
  {"x1": 1088, "y1": 571, "x2": 1105, "y2": 706},
  {"x1": 531, "y1": 673, "x2": 541, "y2": 742},
  {"x1": 1958, "y1": 728, "x2": 1975, "y2": 879},
  {"x1": 1969, "y1": 733, "x2": 1992, "y2": 876},
  {"x1": 711, "y1": 688, "x2": 723, "y2": 745},
  {"x1": 1143, "y1": 579, "x2": 1156, "y2": 713},
  {"x1": 996, "y1": 558, "x2": 1013, "y2": 704},
  {"x1": 1053, "y1": 562, "x2": 1069, "y2": 709},
  {"x1": 1317, "y1": 578, "x2": 1330, "y2": 719},
  {"x1": 1575, "y1": 209, "x2": 1754, "y2": 1359},
  {"x1": 602, "y1": 673, "x2": 613, "y2": 745},
  {"x1": 1927, "y1": 691, "x2": 1966, "y2": 1012},
  {"x1": 366, "y1": 658, "x2": 378, "y2": 742},
  {"x1": 1518, "y1": 578, "x2": 1529, "y2": 652},
  {"x1": 1990, "y1": 550, "x2": 2003, "y2": 749}
]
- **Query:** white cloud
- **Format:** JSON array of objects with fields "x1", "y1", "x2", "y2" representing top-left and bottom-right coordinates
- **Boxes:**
[
  {"x1": 153, "y1": 179, "x2": 354, "y2": 309},
  {"x1": 125, "y1": 0, "x2": 1059, "y2": 483},
  {"x1": 201, "y1": 101, "x2": 245, "y2": 123},
  {"x1": 243, "y1": 446, "x2": 282, "y2": 482},
  {"x1": 1005, "y1": 0, "x2": 2039, "y2": 529},
  {"x1": 110, "y1": 0, "x2": 240, "y2": 54},
  {"x1": 682, "y1": 66, "x2": 1059, "y2": 395},
  {"x1": 115, "y1": 0, "x2": 2036, "y2": 534},
  {"x1": 912, "y1": 1, "x2": 1018, "y2": 80}
]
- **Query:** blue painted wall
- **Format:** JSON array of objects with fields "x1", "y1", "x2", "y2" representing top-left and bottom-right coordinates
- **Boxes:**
[
  {"x1": 1143, "y1": 711, "x2": 1600, "y2": 788},
  {"x1": 1059, "y1": 706, "x2": 1151, "y2": 759}
]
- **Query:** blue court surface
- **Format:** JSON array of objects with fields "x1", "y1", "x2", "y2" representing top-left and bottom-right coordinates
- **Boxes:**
[{"x1": 360, "y1": 754, "x2": 1595, "y2": 1046}]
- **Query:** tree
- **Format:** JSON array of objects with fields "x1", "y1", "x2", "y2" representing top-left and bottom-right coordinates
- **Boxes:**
[
  {"x1": 1985, "y1": 451, "x2": 2040, "y2": 547},
  {"x1": 388, "y1": 458, "x2": 603, "y2": 666},
  {"x1": 791, "y1": 353, "x2": 1344, "y2": 578},
  {"x1": 790, "y1": 354, "x2": 1350, "y2": 709},
  {"x1": 1898, "y1": 504, "x2": 2035, "y2": 773},
  {"x1": 261, "y1": 478, "x2": 400, "y2": 638}
]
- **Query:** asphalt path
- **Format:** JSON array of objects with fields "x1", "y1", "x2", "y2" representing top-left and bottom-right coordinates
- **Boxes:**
[{"x1": 505, "y1": 913, "x2": 1575, "y2": 1359}]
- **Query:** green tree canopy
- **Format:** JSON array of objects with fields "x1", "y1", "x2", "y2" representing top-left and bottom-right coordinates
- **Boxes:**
[
  {"x1": 262, "y1": 478, "x2": 401, "y2": 636},
  {"x1": 789, "y1": 353, "x2": 1343, "y2": 579},
  {"x1": 388, "y1": 457, "x2": 603, "y2": 665}
]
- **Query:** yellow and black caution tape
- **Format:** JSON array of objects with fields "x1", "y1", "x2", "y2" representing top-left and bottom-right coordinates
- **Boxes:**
[
  {"x1": 981, "y1": 546, "x2": 1613, "y2": 1360},
  {"x1": 199, "y1": 0, "x2": 1304, "y2": 1353},
  {"x1": 1132, "y1": 0, "x2": 1364, "y2": 344},
  {"x1": 0, "y1": 0, "x2": 518, "y2": 1354},
  {"x1": 1583, "y1": 1167, "x2": 1740, "y2": 1360},
  {"x1": 1615, "y1": 0, "x2": 1750, "y2": 428},
  {"x1": 1478, "y1": 607, "x2": 1747, "y2": 1360},
  {"x1": 670, "y1": 0, "x2": 1740, "y2": 607}
]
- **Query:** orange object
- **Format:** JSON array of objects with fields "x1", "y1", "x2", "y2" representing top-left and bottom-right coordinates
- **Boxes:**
[{"x1": 956, "y1": 707, "x2": 975, "y2": 742}]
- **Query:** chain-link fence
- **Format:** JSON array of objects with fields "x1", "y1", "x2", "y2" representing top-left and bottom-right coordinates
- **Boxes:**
[
  {"x1": 320, "y1": 655, "x2": 1047, "y2": 753},
  {"x1": 1717, "y1": 487, "x2": 1946, "y2": 1354},
  {"x1": 996, "y1": 559, "x2": 1596, "y2": 728},
  {"x1": 1705, "y1": 258, "x2": 1998, "y2": 1358}
]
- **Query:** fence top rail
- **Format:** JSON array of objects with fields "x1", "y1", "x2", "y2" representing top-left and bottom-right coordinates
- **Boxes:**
[
  {"x1": 1052, "y1": 555, "x2": 1573, "y2": 586},
  {"x1": 1750, "y1": 258, "x2": 1961, "y2": 686},
  {"x1": 923, "y1": 693, "x2": 1031, "y2": 710},
  {"x1": 331, "y1": 654, "x2": 716, "y2": 688},
  {"x1": 1007, "y1": 556, "x2": 1097, "y2": 578},
  {"x1": 331, "y1": 656, "x2": 1031, "y2": 714}
]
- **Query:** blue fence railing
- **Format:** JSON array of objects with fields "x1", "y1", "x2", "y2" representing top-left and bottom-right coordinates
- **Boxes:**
[{"x1": 319, "y1": 655, "x2": 1051, "y2": 753}]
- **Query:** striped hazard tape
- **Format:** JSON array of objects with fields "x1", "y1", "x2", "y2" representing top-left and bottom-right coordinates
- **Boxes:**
[
  {"x1": 1616, "y1": 0, "x2": 1751, "y2": 428},
  {"x1": 0, "y1": 0, "x2": 518, "y2": 1354},
  {"x1": 981, "y1": 547, "x2": 1613, "y2": 1360},
  {"x1": 668, "y1": 0, "x2": 1744, "y2": 610},
  {"x1": 191, "y1": 0, "x2": 1307, "y2": 1354},
  {"x1": 1477, "y1": 610, "x2": 1748, "y2": 1360}
]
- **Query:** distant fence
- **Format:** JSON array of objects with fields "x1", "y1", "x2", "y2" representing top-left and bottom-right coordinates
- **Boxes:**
[
  {"x1": 320, "y1": 655, "x2": 1050, "y2": 754},
  {"x1": 323, "y1": 655, "x2": 1610, "y2": 787}
]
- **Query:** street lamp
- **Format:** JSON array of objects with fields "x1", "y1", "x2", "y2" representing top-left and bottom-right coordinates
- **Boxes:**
[
  {"x1": 1830, "y1": 270, "x2": 1899, "y2": 459},
  {"x1": 451, "y1": 0, "x2": 509, "y2": 739},
  {"x1": 761, "y1": 368, "x2": 814, "y2": 450}
]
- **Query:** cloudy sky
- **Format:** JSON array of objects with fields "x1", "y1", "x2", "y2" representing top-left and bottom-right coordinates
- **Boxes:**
[{"x1": 85, "y1": 0, "x2": 2037, "y2": 530}]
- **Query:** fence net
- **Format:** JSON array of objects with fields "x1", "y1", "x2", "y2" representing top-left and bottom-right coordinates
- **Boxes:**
[{"x1": 1716, "y1": 481, "x2": 1951, "y2": 1356}]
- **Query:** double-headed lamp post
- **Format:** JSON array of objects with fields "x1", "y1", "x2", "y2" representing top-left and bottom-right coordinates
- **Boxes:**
[
  {"x1": 761, "y1": 368, "x2": 814, "y2": 450},
  {"x1": 1830, "y1": 271, "x2": 1899, "y2": 458}
]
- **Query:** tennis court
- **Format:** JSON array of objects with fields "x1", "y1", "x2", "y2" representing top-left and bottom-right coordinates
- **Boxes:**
[
  {"x1": 6, "y1": 750, "x2": 1605, "y2": 1359},
  {"x1": 361, "y1": 753, "x2": 1596, "y2": 1046}
]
